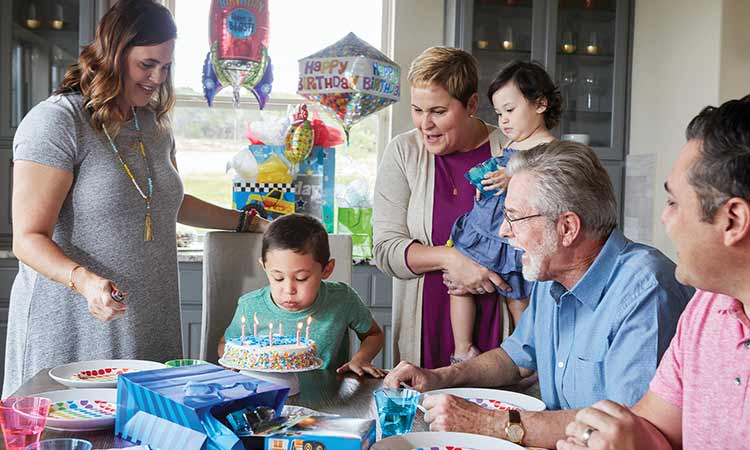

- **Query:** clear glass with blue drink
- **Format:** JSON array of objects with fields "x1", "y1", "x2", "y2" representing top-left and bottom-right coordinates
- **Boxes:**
[
  {"x1": 373, "y1": 388, "x2": 420, "y2": 438},
  {"x1": 465, "y1": 158, "x2": 500, "y2": 195}
]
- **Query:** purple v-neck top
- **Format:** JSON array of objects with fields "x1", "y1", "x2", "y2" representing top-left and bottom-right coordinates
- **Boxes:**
[{"x1": 421, "y1": 141, "x2": 505, "y2": 369}]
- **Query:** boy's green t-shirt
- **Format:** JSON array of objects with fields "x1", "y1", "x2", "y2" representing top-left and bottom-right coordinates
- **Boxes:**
[{"x1": 224, "y1": 280, "x2": 374, "y2": 369}]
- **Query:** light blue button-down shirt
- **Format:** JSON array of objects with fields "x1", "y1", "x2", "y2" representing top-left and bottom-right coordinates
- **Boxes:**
[{"x1": 501, "y1": 229, "x2": 694, "y2": 410}]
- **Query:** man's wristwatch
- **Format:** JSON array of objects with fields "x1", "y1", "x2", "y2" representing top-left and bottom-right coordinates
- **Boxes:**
[{"x1": 504, "y1": 410, "x2": 526, "y2": 445}]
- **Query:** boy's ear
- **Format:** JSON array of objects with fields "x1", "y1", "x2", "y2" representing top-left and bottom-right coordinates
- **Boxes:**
[
  {"x1": 321, "y1": 259, "x2": 336, "y2": 279},
  {"x1": 258, "y1": 257, "x2": 265, "y2": 269}
]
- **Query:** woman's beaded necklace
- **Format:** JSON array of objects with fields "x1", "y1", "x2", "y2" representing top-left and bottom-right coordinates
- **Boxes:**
[{"x1": 101, "y1": 107, "x2": 154, "y2": 241}]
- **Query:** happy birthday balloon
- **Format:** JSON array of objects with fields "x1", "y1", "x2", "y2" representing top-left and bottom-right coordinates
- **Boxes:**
[
  {"x1": 284, "y1": 104, "x2": 315, "y2": 164},
  {"x1": 203, "y1": 0, "x2": 273, "y2": 108},
  {"x1": 297, "y1": 32, "x2": 401, "y2": 142}
]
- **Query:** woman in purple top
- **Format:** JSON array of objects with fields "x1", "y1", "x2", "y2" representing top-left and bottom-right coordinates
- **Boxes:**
[{"x1": 374, "y1": 47, "x2": 513, "y2": 369}]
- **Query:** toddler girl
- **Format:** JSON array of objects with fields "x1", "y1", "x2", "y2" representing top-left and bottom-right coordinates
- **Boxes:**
[{"x1": 449, "y1": 60, "x2": 562, "y2": 362}]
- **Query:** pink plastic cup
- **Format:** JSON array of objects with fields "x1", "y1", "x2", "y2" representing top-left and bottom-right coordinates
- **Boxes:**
[{"x1": 0, "y1": 397, "x2": 51, "y2": 450}]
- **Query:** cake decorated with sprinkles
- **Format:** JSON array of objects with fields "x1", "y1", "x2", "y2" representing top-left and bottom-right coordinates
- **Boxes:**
[{"x1": 221, "y1": 335, "x2": 320, "y2": 371}]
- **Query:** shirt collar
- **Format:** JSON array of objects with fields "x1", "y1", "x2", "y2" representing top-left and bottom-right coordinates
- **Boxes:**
[
  {"x1": 565, "y1": 228, "x2": 629, "y2": 310},
  {"x1": 715, "y1": 296, "x2": 750, "y2": 322}
]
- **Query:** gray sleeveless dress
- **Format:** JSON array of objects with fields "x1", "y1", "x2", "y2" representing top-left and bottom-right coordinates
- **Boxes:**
[{"x1": 2, "y1": 93, "x2": 184, "y2": 396}]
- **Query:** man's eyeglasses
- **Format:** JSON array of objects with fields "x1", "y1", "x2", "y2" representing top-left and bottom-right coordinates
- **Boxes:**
[{"x1": 502, "y1": 207, "x2": 543, "y2": 233}]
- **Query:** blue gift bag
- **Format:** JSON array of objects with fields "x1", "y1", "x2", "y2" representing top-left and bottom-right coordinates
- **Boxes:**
[{"x1": 115, "y1": 364, "x2": 288, "y2": 450}]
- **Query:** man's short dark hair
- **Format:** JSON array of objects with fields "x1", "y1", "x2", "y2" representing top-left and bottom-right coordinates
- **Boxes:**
[
  {"x1": 685, "y1": 95, "x2": 750, "y2": 222},
  {"x1": 261, "y1": 214, "x2": 330, "y2": 267}
]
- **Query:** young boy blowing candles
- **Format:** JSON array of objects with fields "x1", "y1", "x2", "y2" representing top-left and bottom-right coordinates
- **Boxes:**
[{"x1": 218, "y1": 213, "x2": 386, "y2": 377}]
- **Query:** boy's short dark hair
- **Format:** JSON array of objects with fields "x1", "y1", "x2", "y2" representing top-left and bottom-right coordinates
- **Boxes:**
[
  {"x1": 261, "y1": 214, "x2": 330, "y2": 267},
  {"x1": 487, "y1": 60, "x2": 563, "y2": 130}
]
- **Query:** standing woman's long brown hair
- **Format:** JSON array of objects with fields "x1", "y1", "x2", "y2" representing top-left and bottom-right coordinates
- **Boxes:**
[{"x1": 56, "y1": 0, "x2": 177, "y2": 135}]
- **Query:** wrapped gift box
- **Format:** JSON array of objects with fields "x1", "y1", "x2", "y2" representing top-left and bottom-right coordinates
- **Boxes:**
[
  {"x1": 232, "y1": 145, "x2": 335, "y2": 232},
  {"x1": 247, "y1": 416, "x2": 375, "y2": 450}
]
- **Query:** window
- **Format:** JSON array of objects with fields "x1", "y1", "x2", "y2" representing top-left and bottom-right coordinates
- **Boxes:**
[{"x1": 169, "y1": 0, "x2": 386, "y2": 237}]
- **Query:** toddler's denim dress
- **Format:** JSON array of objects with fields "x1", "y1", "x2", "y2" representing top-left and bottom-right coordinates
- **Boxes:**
[{"x1": 449, "y1": 148, "x2": 534, "y2": 299}]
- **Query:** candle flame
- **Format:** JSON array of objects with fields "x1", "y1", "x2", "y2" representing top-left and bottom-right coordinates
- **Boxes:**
[
  {"x1": 297, "y1": 322, "x2": 303, "y2": 329},
  {"x1": 241, "y1": 315, "x2": 246, "y2": 324},
  {"x1": 254, "y1": 313, "x2": 258, "y2": 324},
  {"x1": 307, "y1": 316, "x2": 312, "y2": 325},
  {"x1": 269, "y1": 322, "x2": 273, "y2": 329}
]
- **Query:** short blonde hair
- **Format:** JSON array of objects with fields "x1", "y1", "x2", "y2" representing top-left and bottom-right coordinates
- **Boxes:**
[{"x1": 407, "y1": 47, "x2": 478, "y2": 106}]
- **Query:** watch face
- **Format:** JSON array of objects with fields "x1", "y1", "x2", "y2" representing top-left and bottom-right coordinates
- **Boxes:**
[{"x1": 507, "y1": 423, "x2": 525, "y2": 442}]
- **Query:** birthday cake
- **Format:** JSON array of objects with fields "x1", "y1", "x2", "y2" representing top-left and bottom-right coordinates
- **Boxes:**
[{"x1": 221, "y1": 335, "x2": 320, "y2": 371}]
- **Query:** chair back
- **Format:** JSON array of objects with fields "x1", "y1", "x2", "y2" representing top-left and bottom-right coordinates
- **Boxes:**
[{"x1": 199, "y1": 231, "x2": 352, "y2": 363}]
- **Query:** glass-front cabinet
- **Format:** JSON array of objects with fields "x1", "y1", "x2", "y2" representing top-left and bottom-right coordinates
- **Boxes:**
[
  {"x1": 6, "y1": 0, "x2": 83, "y2": 130},
  {"x1": 446, "y1": 0, "x2": 631, "y2": 217},
  {"x1": 448, "y1": 0, "x2": 547, "y2": 123},
  {"x1": 551, "y1": 0, "x2": 628, "y2": 160},
  {"x1": 0, "y1": 0, "x2": 100, "y2": 240}
]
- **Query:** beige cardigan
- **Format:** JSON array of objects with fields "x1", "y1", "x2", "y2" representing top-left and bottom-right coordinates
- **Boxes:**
[{"x1": 373, "y1": 124, "x2": 507, "y2": 365}]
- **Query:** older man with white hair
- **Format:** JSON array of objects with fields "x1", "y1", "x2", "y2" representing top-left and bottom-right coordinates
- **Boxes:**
[{"x1": 385, "y1": 141, "x2": 694, "y2": 449}]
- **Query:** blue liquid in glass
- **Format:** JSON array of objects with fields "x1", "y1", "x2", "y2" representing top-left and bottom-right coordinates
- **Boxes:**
[{"x1": 377, "y1": 398, "x2": 417, "y2": 438}]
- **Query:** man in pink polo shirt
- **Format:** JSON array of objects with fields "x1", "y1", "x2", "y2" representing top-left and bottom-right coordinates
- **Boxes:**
[{"x1": 557, "y1": 95, "x2": 750, "y2": 450}]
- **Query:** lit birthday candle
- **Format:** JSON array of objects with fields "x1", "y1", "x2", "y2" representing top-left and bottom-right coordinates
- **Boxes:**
[
  {"x1": 296, "y1": 322, "x2": 302, "y2": 345},
  {"x1": 241, "y1": 315, "x2": 246, "y2": 345},
  {"x1": 268, "y1": 322, "x2": 273, "y2": 346},
  {"x1": 278, "y1": 321, "x2": 283, "y2": 336},
  {"x1": 253, "y1": 313, "x2": 258, "y2": 336},
  {"x1": 305, "y1": 316, "x2": 312, "y2": 341}
]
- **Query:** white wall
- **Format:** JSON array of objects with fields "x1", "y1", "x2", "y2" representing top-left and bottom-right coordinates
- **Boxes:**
[
  {"x1": 383, "y1": 0, "x2": 445, "y2": 143},
  {"x1": 719, "y1": 0, "x2": 750, "y2": 101},
  {"x1": 626, "y1": 0, "x2": 749, "y2": 258}
]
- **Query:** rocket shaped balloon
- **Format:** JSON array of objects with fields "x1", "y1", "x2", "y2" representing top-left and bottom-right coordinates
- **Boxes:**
[
  {"x1": 202, "y1": 0, "x2": 274, "y2": 108},
  {"x1": 297, "y1": 32, "x2": 400, "y2": 142}
]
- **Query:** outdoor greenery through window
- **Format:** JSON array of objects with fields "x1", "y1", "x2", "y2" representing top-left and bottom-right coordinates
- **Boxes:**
[{"x1": 171, "y1": 0, "x2": 383, "y2": 240}]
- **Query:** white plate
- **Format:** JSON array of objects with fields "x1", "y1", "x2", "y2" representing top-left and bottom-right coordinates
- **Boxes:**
[
  {"x1": 49, "y1": 359, "x2": 166, "y2": 388},
  {"x1": 40, "y1": 388, "x2": 117, "y2": 432},
  {"x1": 426, "y1": 388, "x2": 546, "y2": 412},
  {"x1": 218, "y1": 357, "x2": 323, "y2": 373},
  {"x1": 372, "y1": 431, "x2": 523, "y2": 450}
]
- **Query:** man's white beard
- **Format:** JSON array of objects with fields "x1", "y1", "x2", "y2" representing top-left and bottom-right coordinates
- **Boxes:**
[{"x1": 512, "y1": 225, "x2": 558, "y2": 281}]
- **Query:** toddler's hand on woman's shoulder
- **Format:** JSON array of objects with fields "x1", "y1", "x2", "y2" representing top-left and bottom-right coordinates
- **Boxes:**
[{"x1": 336, "y1": 358, "x2": 387, "y2": 378}]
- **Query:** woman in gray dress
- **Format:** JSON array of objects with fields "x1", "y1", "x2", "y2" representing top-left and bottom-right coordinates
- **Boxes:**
[{"x1": 2, "y1": 0, "x2": 266, "y2": 396}]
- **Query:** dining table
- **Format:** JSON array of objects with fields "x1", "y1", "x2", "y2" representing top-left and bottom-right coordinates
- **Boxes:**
[
  {"x1": 3, "y1": 368, "x2": 547, "y2": 450},
  {"x1": 1, "y1": 368, "x2": 426, "y2": 449}
]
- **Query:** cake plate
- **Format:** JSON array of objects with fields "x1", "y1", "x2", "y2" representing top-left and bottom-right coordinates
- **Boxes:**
[{"x1": 218, "y1": 357, "x2": 323, "y2": 396}]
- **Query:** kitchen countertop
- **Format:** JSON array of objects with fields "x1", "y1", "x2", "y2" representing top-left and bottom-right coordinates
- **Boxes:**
[{"x1": 0, "y1": 249, "x2": 203, "y2": 262}]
